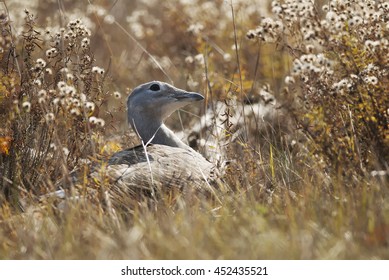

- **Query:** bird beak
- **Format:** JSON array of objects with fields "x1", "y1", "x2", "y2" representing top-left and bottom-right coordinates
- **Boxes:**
[{"x1": 174, "y1": 91, "x2": 204, "y2": 102}]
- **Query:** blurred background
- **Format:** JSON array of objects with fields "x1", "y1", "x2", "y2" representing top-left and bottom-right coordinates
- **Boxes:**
[{"x1": 4, "y1": 0, "x2": 285, "y2": 134}]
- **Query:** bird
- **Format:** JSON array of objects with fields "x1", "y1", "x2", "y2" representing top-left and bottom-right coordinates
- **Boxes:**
[
  {"x1": 105, "y1": 81, "x2": 218, "y2": 203},
  {"x1": 34, "y1": 81, "x2": 218, "y2": 213}
]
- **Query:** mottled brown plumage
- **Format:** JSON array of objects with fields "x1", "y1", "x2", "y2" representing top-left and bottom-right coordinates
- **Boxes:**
[{"x1": 107, "y1": 144, "x2": 215, "y2": 197}]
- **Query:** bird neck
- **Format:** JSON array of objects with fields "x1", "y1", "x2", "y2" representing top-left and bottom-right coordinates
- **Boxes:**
[
  {"x1": 130, "y1": 115, "x2": 189, "y2": 150},
  {"x1": 154, "y1": 124, "x2": 189, "y2": 149}
]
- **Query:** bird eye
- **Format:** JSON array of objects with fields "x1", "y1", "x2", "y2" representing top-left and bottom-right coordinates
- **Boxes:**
[{"x1": 149, "y1": 84, "x2": 160, "y2": 91}]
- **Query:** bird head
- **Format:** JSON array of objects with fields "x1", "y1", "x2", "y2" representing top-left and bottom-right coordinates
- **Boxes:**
[{"x1": 127, "y1": 81, "x2": 204, "y2": 122}]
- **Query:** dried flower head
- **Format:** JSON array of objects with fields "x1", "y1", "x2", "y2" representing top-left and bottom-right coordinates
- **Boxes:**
[
  {"x1": 92, "y1": 66, "x2": 105, "y2": 75},
  {"x1": 46, "y1": 48, "x2": 58, "y2": 59},
  {"x1": 96, "y1": 118, "x2": 105, "y2": 127},
  {"x1": 85, "y1": 101, "x2": 95, "y2": 111},
  {"x1": 45, "y1": 113, "x2": 55, "y2": 122},
  {"x1": 89, "y1": 116, "x2": 97, "y2": 124},
  {"x1": 22, "y1": 101, "x2": 31, "y2": 112},
  {"x1": 113, "y1": 91, "x2": 121, "y2": 99}
]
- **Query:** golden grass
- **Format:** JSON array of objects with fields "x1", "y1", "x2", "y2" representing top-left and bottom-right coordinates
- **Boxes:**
[{"x1": 1, "y1": 171, "x2": 388, "y2": 259}]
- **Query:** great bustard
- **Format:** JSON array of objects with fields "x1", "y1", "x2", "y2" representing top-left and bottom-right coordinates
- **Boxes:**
[
  {"x1": 106, "y1": 81, "x2": 217, "y2": 200},
  {"x1": 39, "y1": 81, "x2": 217, "y2": 211}
]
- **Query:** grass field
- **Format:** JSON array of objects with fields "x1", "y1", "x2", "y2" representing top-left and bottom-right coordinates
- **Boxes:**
[{"x1": 0, "y1": 0, "x2": 388, "y2": 259}]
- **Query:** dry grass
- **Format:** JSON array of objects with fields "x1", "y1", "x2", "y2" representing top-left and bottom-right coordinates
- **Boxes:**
[{"x1": 0, "y1": 0, "x2": 388, "y2": 259}]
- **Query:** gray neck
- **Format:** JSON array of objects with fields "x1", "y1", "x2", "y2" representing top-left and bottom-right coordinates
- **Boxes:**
[{"x1": 130, "y1": 115, "x2": 189, "y2": 150}]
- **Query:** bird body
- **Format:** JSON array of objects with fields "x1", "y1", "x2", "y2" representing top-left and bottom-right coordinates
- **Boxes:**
[{"x1": 107, "y1": 144, "x2": 214, "y2": 198}]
